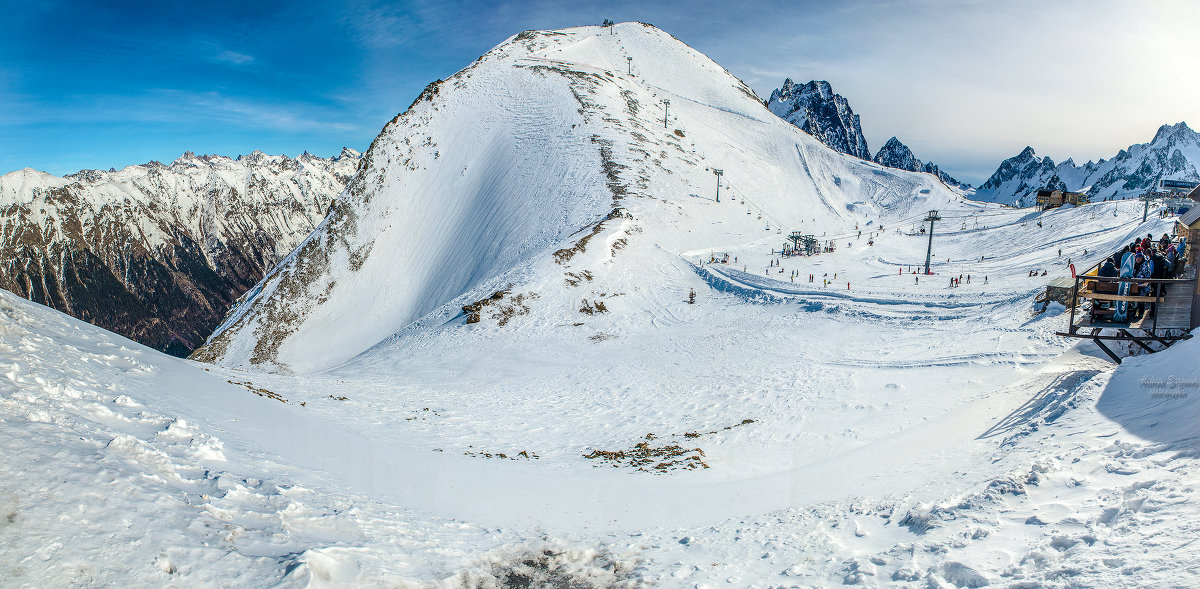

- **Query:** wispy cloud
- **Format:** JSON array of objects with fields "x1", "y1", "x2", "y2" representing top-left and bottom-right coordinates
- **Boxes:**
[
  {"x1": 339, "y1": 0, "x2": 420, "y2": 48},
  {"x1": 180, "y1": 91, "x2": 359, "y2": 132},
  {"x1": 215, "y1": 50, "x2": 254, "y2": 65}
]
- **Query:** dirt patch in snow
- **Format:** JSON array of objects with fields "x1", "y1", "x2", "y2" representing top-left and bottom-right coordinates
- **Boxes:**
[
  {"x1": 553, "y1": 208, "x2": 625, "y2": 265},
  {"x1": 579, "y1": 299, "x2": 608, "y2": 315},
  {"x1": 463, "y1": 448, "x2": 540, "y2": 460},
  {"x1": 451, "y1": 541, "x2": 643, "y2": 588},
  {"x1": 584, "y1": 433, "x2": 708, "y2": 473},
  {"x1": 227, "y1": 380, "x2": 288, "y2": 404},
  {"x1": 463, "y1": 287, "x2": 511, "y2": 324},
  {"x1": 583, "y1": 420, "x2": 757, "y2": 473},
  {"x1": 564, "y1": 270, "x2": 593, "y2": 287},
  {"x1": 462, "y1": 288, "x2": 535, "y2": 326}
]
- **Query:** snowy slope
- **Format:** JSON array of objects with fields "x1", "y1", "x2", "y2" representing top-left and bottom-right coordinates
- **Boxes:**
[
  {"x1": 197, "y1": 24, "x2": 964, "y2": 373},
  {"x1": 973, "y1": 121, "x2": 1200, "y2": 205},
  {"x1": 8, "y1": 21, "x2": 1199, "y2": 588},
  {"x1": 0, "y1": 149, "x2": 359, "y2": 355},
  {"x1": 4, "y1": 197, "x2": 1196, "y2": 586}
]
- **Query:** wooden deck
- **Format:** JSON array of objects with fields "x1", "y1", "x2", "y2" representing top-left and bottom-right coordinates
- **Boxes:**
[
  {"x1": 1153, "y1": 276, "x2": 1195, "y2": 329},
  {"x1": 1074, "y1": 277, "x2": 1194, "y2": 330},
  {"x1": 1056, "y1": 253, "x2": 1194, "y2": 363}
]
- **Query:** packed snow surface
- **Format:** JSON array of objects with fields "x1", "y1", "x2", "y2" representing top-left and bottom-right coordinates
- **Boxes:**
[{"x1": 4, "y1": 22, "x2": 1199, "y2": 588}]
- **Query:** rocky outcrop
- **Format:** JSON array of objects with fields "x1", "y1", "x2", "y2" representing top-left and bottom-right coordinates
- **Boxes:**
[
  {"x1": 767, "y1": 79, "x2": 871, "y2": 160},
  {"x1": 872, "y1": 136, "x2": 967, "y2": 188}
]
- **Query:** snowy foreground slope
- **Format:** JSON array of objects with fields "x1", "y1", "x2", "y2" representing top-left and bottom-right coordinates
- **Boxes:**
[
  {"x1": 5, "y1": 23, "x2": 1200, "y2": 588},
  {"x1": 3, "y1": 198, "x2": 1198, "y2": 586}
]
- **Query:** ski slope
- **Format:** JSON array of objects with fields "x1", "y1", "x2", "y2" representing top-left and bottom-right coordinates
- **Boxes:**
[
  {"x1": 4, "y1": 22, "x2": 1199, "y2": 588},
  {"x1": 197, "y1": 23, "x2": 965, "y2": 373},
  {"x1": 3, "y1": 193, "x2": 1195, "y2": 586}
]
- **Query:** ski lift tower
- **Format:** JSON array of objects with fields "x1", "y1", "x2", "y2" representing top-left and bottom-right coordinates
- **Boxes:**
[
  {"x1": 923, "y1": 209, "x2": 941, "y2": 275},
  {"x1": 1139, "y1": 192, "x2": 1156, "y2": 223},
  {"x1": 787, "y1": 231, "x2": 803, "y2": 252},
  {"x1": 713, "y1": 169, "x2": 723, "y2": 202}
]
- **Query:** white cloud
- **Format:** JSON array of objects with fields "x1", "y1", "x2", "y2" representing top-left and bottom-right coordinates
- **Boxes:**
[{"x1": 215, "y1": 50, "x2": 254, "y2": 65}]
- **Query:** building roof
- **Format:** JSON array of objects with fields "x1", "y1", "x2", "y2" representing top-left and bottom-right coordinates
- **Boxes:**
[
  {"x1": 1188, "y1": 184, "x2": 1200, "y2": 202},
  {"x1": 1180, "y1": 205, "x2": 1200, "y2": 228}
]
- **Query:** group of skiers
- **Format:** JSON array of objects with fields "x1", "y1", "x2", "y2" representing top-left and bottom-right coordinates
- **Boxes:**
[{"x1": 1096, "y1": 233, "x2": 1188, "y2": 320}]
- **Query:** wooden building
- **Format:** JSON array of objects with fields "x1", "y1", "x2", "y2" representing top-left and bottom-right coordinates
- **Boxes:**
[
  {"x1": 1035, "y1": 189, "x2": 1089, "y2": 210},
  {"x1": 1179, "y1": 207, "x2": 1200, "y2": 265}
]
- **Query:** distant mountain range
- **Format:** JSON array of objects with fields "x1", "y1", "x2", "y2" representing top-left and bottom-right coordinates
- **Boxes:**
[
  {"x1": 971, "y1": 122, "x2": 1200, "y2": 206},
  {"x1": 763, "y1": 79, "x2": 1200, "y2": 206},
  {"x1": 766, "y1": 79, "x2": 966, "y2": 188},
  {"x1": 0, "y1": 149, "x2": 359, "y2": 355}
]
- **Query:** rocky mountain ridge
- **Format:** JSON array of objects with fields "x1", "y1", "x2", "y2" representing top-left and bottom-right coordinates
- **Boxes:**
[
  {"x1": 972, "y1": 122, "x2": 1200, "y2": 206},
  {"x1": 0, "y1": 149, "x2": 360, "y2": 355},
  {"x1": 766, "y1": 79, "x2": 964, "y2": 188},
  {"x1": 872, "y1": 136, "x2": 966, "y2": 188},
  {"x1": 767, "y1": 79, "x2": 871, "y2": 160}
]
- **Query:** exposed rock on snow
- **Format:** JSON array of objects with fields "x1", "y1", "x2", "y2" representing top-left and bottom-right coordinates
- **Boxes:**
[{"x1": 0, "y1": 149, "x2": 360, "y2": 355}]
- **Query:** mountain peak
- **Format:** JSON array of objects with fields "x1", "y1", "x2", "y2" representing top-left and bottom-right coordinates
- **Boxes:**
[
  {"x1": 872, "y1": 136, "x2": 966, "y2": 188},
  {"x1": 973, "y1": 121, "x2": 1200, "y2": 205},
  {"x1": 767, "y1": 79, "x2": 870, "y2": 159},
  {"x1": 1151, "y1": 121, "x2": 1195, "y2": 144},
  {"x1": 196, "y1": 22, "x2": 959, "y2": 373},
  {"x1": 873, "y1": 137, "x2": 919, "y2": 171}
]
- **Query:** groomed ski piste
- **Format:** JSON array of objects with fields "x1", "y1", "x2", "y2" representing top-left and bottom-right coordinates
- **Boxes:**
[{"x1": 4, "y1": 23, "x2": 1199, "y2": 588}]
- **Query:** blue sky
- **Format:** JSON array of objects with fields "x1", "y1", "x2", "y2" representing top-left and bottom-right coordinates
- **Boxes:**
[{"x1": 2, "y1": 0, "x2": 1197, "y2": 184}]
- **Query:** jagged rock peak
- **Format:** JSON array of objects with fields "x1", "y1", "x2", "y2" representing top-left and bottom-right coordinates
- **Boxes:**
[
  {"x1": 873, "y1": 137, "x2": 920, "y2": 171},
  {"x1": 872, "y1": 136, "x2": 967, "y2": 188},
  {"x1": 1152, "y1": 121, "x2": 1195, "y2": 144},
  {"x1": 972, "y1": 121, "x2": 1200, "y2": 206},
  {"x1": 767, "y1": 79, "x2": 870, "y2": 160}
]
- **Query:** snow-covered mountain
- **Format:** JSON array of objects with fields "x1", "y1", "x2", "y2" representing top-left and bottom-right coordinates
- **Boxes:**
[
  {"x1": 0, "y1": 149, "x2": 360, "y2": 355},
  {"x1": 972, "y1": 121, "x2": 1200, "y2": 206},
  {"x1": 9, "y1": 21, "x2": 1200, "y2": 587},
  {"x1": 873, "y1": 136, "x2": 967, "y2": 188},
  {"x1": 194, "y1": 24, "x2": 963, "y2": 373},
  {"x1": 766, "y1": 79, "x2": 871, "y2": 159}
]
